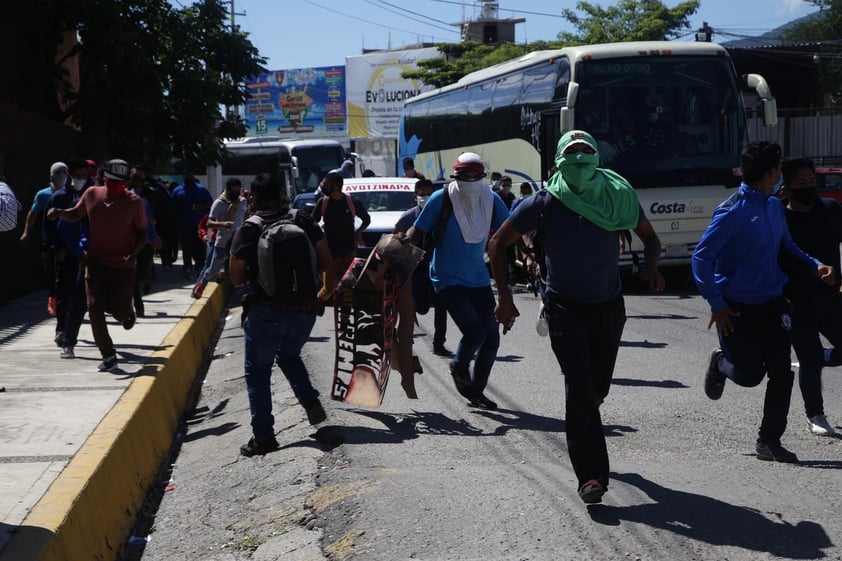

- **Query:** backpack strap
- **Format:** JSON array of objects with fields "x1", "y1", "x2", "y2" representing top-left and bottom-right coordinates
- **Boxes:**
[
  {"x1": 431, "y1": 188, "x2": 452, "y2": 246},
  {"x1": 320, "y1": 192, "x2": 356, "y2": 220}
]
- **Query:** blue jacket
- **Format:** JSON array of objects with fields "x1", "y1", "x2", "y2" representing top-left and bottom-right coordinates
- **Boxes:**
[{"x1": 692, "y1": 183, "x2": 820, "y2": 311}]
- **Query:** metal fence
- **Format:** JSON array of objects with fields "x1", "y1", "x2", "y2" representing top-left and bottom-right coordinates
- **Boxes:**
[{"x1": 747, "y1": 108, "x2": 842, "y2": 164}]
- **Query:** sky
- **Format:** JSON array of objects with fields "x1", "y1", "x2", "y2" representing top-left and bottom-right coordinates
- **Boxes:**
[{"x1": 223, "y1": 0, "x2": 819, "y2": 70}]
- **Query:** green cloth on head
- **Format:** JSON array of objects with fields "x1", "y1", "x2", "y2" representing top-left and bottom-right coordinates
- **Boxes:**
[{"x1": 545, "y1": 130, "x2": 640, "y2": 231}]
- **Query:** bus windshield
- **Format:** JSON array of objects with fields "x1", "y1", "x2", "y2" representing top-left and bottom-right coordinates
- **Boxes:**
[
  {"x1": 292, "y1": 145, "x2": 346, "y2": 193},
  {"x1": 575, "y1": 56, "x2": 745, "y2": 188}
]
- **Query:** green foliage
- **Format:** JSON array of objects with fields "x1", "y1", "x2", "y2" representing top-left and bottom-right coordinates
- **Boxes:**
[
  {"x1": 401, "y1": 0, "x2": 699, "y2": 90},
  {"x1": 558, "y1": 0, "x2": 700, "y2": 44},
  {"x1": 55, "y1": 0, "x2": 265, "y2": 167},
  {"x1": 780, "y1": 0, "x2": 842, "y2": 105},
  {"x1": 402, "y1": 41, "x2": 565, "y2": 89}
]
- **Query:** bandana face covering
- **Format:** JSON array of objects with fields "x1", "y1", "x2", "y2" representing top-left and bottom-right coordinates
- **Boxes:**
[
  {"x1": 105, "y1": 178, "x2": 127, "y2": 197},
  {"x1": 557, "y1": 150, "x2": 599, "y2": 190}
]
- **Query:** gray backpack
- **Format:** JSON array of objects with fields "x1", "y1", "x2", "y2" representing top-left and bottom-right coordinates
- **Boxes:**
[{"x1": 247, "y1": 210, "x2": 318, "y2": 303}]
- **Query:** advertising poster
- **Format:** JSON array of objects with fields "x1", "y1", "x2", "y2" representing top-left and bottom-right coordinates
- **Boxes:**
[
  {"x1": 244, "y1": 66, "x2": 347, "y2": 138},
  {"x1": 346, "y1": 47, "x2": 440, "y2": 139}
]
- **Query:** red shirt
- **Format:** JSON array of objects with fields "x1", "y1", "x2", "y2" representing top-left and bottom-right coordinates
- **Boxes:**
[{"x1": 78, "y1": 186, "x2": 147, "y2": 269}]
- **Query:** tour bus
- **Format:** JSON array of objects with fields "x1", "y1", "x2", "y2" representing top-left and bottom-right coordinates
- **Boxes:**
[
  {"x1": 398, "y1": 41, "x2": 778, "y2": 268},
  {"x1": 196, "y1": 137, "x2": 357, "y2": 198}
]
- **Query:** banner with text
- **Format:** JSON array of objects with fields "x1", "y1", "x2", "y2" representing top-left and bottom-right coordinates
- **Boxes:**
[
  {"x1": 346, "y1": 47, "x2": 439, "y2": 139},
  {"x1": 244, "y1": 66, "x2": 347, "y2": 138}
]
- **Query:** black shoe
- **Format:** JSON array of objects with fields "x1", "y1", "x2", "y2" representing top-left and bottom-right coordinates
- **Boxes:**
[
  {"x1": 135, "y1": 303, "x2": 145, "y2": 318},
  {"x1": 704, "y1": 349, "x2": 726, "y2": 400},
  {"x1": 239, "y1": 436, "x2": 280, "y2": 457},
  {"x1": 433, "y1": 344, "x2": 453, "y2": 357},
  {"x1": 412, "y1": 355, "x2": 423, "y2": 374},
  {"x1": 122, "y1": 311, "x2": 136, "y2": 330},
  {"x1": 755, "y1": 440, "x2": 799, "y2": 463},
  {"x1": 578, "y1": 479, "x2": 607, "y2": 504},
  {"x1": 97, "y1": 354, "x2": 118, "y2": 372},
  {"x1": 54, "y1": 331, "x2": 65, "y2": 347},
  {"x1": 449, "y1": 363, "x2": 476, "y2": 400},
  {"x1": 304, "y1": 399, "x2": 327, "y2": 425},
  {"x1": 468, "y1": 394, "x2": 498, "y2": 410}
]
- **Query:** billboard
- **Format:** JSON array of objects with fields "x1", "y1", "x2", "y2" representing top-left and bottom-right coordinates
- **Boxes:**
[
  {"x1": 244, "y1": 66, "x2": 347, "y2": 138},
  {"x1": 346, "y1": 47, "x2": 440, "y2": 139}
]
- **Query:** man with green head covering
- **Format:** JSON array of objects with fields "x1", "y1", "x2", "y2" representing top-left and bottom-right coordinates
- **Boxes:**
[{"x1": 488, "y1": 130, "x2": 664, "y2": 505}]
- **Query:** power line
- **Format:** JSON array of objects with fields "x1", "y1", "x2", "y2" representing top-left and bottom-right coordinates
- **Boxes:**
[
  {"x1": 302, "y1": 0, "x2": 455, "y2": 42},
  {"x1": 427, "y1": 0, "x2": 567, "y2": 19},
  {"x1": 363, "y1": 0, "x2": 458, "y2": 34}
]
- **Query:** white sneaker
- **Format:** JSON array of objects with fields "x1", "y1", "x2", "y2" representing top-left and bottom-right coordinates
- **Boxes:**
[
  {"x1": 535, "y1": 303, "x2": 549, "y2": 337},
  {"x1": 60, "y1": 346, "x2": 75, "y2": 359},
  {"x1": 807, "y1": 415, "x2": 836, "y2": 436}
]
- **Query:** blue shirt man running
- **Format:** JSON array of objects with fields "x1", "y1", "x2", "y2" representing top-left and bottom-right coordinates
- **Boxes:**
[{"x1": 692, "y1": 141, "x2": 834, "y2": 464}]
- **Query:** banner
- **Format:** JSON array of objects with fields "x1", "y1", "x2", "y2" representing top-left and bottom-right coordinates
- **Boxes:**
[
  {"x1": 244, "y1": 66, "x2": 347, "y2": 138},
  {"x1": 346, "y1": 47, "x2": 440, "y2": 139}
]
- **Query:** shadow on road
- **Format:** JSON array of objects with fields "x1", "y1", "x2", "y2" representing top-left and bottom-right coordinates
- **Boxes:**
[
  {"x1": 612, "y1": 378, "x2": 688, "y2": 389},
  {"x1": 589, "y1": 472, "x2": 833, "y2": 559}
]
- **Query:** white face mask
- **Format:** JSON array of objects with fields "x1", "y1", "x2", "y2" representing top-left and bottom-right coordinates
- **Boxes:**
[
  {"x1": 416, "y1": 195, "x2": 428, "y2": 209},
  {"x1": 71, "y1": 178, "x2": 87, "y2": 192}
]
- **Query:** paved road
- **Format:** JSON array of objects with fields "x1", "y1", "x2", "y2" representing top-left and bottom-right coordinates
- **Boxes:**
[{"x1": 141, "y1": 279, "x2": 842, "y2": 561}]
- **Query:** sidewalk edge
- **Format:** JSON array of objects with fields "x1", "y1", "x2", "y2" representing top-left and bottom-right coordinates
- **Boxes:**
[{"x1": 0, "y1": 284, "x2": 225, "y2": 561}]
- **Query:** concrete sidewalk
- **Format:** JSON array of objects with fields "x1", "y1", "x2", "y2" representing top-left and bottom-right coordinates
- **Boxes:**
[{"x1": 0, "y1": 268, "x2": 225, "y2": 561}]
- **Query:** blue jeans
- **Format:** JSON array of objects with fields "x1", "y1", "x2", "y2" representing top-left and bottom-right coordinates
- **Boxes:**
[
  {"x1": 243, "y1": 304, "x2": 319, "y2": 441},
  {"x1": 790, "y1": 292, "x2": 842, "y2": 418},
  {"x1": 197, "y1": 244, "x2": 227, "y2": 286},
  {"x1": 438, "y1": 285, "x2": 500, "y2": 392}
]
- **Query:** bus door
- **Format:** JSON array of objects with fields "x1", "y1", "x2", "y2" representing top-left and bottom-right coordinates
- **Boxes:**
[{"x1": 540, "y1": 111, "x2": 561, "y2": 186}]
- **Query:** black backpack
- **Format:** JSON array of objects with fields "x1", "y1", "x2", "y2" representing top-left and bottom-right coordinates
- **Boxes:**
[{"x1": 247, "y1": 210, "x2": 318, "y2": 304}]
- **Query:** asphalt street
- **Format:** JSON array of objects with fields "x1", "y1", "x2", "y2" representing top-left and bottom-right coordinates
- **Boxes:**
[{"x1": 139, "y1": 276, "x2": 842, "y2": 561}]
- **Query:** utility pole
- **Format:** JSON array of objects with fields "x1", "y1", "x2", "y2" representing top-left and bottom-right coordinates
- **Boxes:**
[{"x1": 225, "y1": 0, "x2": 247, "y2": 122}]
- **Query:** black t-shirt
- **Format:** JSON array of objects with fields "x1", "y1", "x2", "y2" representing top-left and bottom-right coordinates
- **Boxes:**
[
  {"x1": 782, "y1": 197, "x2": 842, "y2": 300},
  {"x1": 230, "y1": 207, "x2": 324, "y2": 302},
  {"x1": 312, "y1": 194, "x2": 370, "y2": 256}
]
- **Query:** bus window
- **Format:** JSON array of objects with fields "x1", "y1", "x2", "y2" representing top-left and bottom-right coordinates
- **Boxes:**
[
  {"x1": 221, "y1": 153, "x2": 280, "y2": 177},
  {"x1": 492, "y1": 72, "x2": 521, "y2": 110},
  {"x1": 519, "y1": 63, "x2": 559, "y2": 105},
  {"x1": 291, "y1": 145, "x2": 345, "y2": 193}
]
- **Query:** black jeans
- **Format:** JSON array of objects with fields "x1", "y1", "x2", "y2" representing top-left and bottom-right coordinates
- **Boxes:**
[
  {"x1": 55, "y1": 254, "x2": 86, "y2": 346},
  {"x1": 179, "y1": 229, "x2": 206, "y2": 273},
  {"x1": 411, "y1": 266, "x2": 447, "y2": 347},
  {"x1": 790, "y1": 292, "x2": 842, "y2": 418},
  {"x1": 548, "y1": 294, "x2": 626, "y2": 489},
  {"x1": 720, "y1": 296, "x2": 794, "y2": 446}
]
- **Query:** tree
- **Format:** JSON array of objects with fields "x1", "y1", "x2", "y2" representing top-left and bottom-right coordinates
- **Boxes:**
[
  {"x1": 780, "y1": 0, "x2": 842, "y2": 105},
  {"x1": 49, "y1": 0, "x2": 265, "y2": 168},
  {"x1": 403, "y1": 1, "x2": 699, "y2": 89},
  {"x1": 558, "y1": 0, "x2": 700, "y2": 44},
  {"x1": 402, "y1": 41, "x2": 564, "y2": 89}
]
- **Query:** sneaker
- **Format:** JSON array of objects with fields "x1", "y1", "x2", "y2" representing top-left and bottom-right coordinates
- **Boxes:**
[
  {"x1": 807, "y1": 414, "x2": 836, "y2": 436},
  {"x1": 535, "y1": 303, "x2": 549, "y2": 337},
  {"x1": 54, "y1": 331, "x2": 65, "y2": 347},
  {"x1": 468, "y1": 394, "x2": 498, "y2": 410},
  {"x1": 432, "y1": 344, "x2": 454, "y2": 357},
  {"x1": 191, "y1": 282, "x2": 206, "y2": 299},
  {"x1": 97, "y1": 355, "x2": 118, "y2": 372},
  {"x1": 60, "y1": 346, "x2": 75, "y2": 359},
  {"x1": 755, "y1": 440, "x2": 799, "y2": 463},
  {"x1": 304, "y1": 399, "x2": 327, "y2": 425},
  {"x1": 239, "y1": 436, "x2": 280, "y2": 457},
  {"x1": 47, "y1": 296, "x2": 57, "y2": 317},
  {"x1": 122, "y1": 311, "x2": 136, "y2": 330},
  {"x1": 578, "y1": 479, "x2": 606, "y2": 504},
  {"x1": 704, "y1": 349, "x2": 726, "y2": 400}
]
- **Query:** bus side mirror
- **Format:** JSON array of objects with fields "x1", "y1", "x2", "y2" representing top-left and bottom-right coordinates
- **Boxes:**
[
  {"x1": 291, "y1": 155, "x2": 299, "y2": 178},
  {"x1": 561, "y1": 81, "x2": 579, "y2": 133},
  {"x1": 743, "y1": 73, "x2": 778, "y2": 127}
]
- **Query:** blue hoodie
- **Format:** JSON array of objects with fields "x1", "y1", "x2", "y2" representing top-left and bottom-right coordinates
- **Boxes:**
[{"x1": 692, "y1": 183, "x2": 820, "y2": 311}]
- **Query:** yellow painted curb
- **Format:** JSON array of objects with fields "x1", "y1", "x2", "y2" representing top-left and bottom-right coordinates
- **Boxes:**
[{"x1": 0, "y1": 283, "x2": 225, "y2": 561}]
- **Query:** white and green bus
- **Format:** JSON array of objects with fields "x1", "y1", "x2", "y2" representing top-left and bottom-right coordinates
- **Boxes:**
[
  {"x1": 188, "y1": 137, "x2": 356, "y2": 198},
  {"x1": 398, "y1": 41, "x2": 778, "y2": 267}
]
